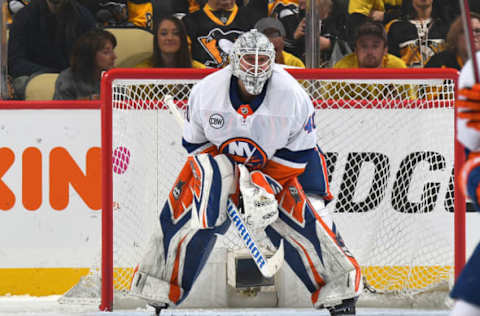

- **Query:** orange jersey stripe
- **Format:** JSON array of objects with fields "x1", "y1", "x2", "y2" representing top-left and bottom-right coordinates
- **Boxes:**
[{"x1": 262, "y1": 159, "x2": 305, "y2": 187}]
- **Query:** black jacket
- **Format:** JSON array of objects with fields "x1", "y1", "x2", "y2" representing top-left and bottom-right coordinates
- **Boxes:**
[
  {"x1": 387, "y1": 17, "x2": 448, "y2": 68},
  {"x1": 424, "y1": 50, "x2": 462, "y2": 70},
  {"x1": 8, "y1": 0, "x2": 95, "y2": 78}
]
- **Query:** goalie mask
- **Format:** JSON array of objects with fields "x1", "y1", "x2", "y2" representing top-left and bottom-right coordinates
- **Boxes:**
[{"x1": 230, "y1": 29, "x2": 275, "y2": 95}]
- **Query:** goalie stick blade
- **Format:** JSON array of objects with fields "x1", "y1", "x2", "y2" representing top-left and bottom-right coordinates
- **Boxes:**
[
  {"x1": 226, "y1": 198, "x2": 284, "y2": 278},
  {"x1": 262, "y1": 239, "x2": 284, "y2": 278}
]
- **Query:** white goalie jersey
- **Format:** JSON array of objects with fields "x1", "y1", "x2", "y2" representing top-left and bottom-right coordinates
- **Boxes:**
[
  {"x1": 184, "y1": 64, "x2": 315, "y2": 161},
  {"x1": 182, "y1": 64, "x2": 330, "y2": 199}
]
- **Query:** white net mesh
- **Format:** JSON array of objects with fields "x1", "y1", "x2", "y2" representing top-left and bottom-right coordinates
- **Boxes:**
[{"x1": 60, "y1": 69, "x2": 457, "y2": 309}]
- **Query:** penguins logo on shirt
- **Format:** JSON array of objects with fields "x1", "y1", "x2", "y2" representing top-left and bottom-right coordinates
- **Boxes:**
[
  {"x1": 219, "y1": 137, "x2": 267, "y2": 170},
  {"x1": 197, "y1": 28, "x2": 243, "y2": 67}
]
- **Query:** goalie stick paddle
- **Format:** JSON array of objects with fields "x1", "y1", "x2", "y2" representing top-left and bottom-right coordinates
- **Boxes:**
[{"x1": 163, "y1": 94, "x2": 285, "y2": 278}]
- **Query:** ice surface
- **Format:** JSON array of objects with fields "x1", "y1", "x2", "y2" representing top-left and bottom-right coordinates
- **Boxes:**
[{"x1": 0, "y1": 295, "x2": 450, "y2": 316}]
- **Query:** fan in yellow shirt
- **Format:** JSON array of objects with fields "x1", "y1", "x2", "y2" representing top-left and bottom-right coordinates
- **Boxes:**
[
  {"x1": 334, "y1": 50, "x2": 406, "y2": 68},
  {"x1": 348, "y1": 0, "x2": 402, "y2": 21},
  {"x1": 335, "y1": 20, "x2": 405, "y2": 69},
  {"x1": 332, "y1": 21, "x2": 413, "y2": 100}
]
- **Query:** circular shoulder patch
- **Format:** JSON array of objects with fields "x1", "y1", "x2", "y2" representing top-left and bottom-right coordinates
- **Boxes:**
[{"x1": 209, "y1": 113, "x2": 224, "y2": 129}]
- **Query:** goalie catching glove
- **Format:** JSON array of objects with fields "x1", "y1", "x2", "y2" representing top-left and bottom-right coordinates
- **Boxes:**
[
  {"x1": 457, "y1": 83, "x2": 480, "y2": 131},
  {"x1": 238, "y1": 164, "x2": 282, "y2": 228}
]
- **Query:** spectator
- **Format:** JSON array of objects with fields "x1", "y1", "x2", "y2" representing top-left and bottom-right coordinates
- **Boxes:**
[
  {"x1": 333, "y1": 21, "x2": 410, "y2": 100},
  {"x1": 278, "y1": 0, "x2": 350, "y2": 65},
  {"x1": 78, "y1": 0, "x2": 129, "y2": 27},
  {"x1": 254, "y1": 17, "x2": 305, "y2": 68},
  {"x1": 275, "y1": 0, "x2": 305, "y2": 60},
  {"x1": 425, "y1": 13, "x2": 480, "y2": 70},
  {"x1": 8, "y1": 0, "x2": 95, "y2": 99},
  {"x1": 136, "y1": 15, "x2": 205, "y2": 68},
  {"x1": 53, "y1": 29, "x2": 117, "y2": 100},
  {"x1": 182, "y1": 0, "x2": 261, "y2": 68},
  {"x1": 386, "y1": 0, "x2": 449, "y2": 68},
  {"x1": 347, "y1": 0, "x2": 403, "y2": 42},
  {"x1": 335, "y1": 20, "x2": 406, "y2": 69}
]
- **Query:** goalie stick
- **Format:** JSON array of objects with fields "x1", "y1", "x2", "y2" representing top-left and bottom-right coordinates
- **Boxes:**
[{"x1": 163, "y1": 94, "x2": 285, "y2": 278}]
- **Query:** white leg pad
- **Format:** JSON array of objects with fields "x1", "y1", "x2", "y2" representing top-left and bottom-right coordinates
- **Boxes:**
[
  {"x1": 275, "y1": 193, "x2": 362, "y2": 307},
  {"x1": 308, "y1": 195, "x2": 357, "y2": 278},
  {"x1": 130, "y1": 271, "x2": 171, "y2": 304},
  {"x1": 314, "y1": 269, "x2": 363, "y2": 308},
  {"x1": 137, "y1": 229, "x2": 166, "y2": 279}
]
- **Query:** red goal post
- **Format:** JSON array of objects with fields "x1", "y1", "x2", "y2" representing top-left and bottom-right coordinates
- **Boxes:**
[{"x1": 96, "y1": 67, "x2": 464, "y2": 311}]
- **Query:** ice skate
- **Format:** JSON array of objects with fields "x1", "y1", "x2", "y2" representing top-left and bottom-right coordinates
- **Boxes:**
[
  {"x1": 326, "y1": 297, "x2": 357, "y2": 315},
  {"x1": 149, "y1": 302, "x2": 168, "y2": 316}
]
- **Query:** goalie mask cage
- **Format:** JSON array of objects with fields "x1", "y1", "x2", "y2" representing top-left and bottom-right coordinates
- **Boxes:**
[{"x1": 60, "y1": 68, "x2": 465, "y2": 311}]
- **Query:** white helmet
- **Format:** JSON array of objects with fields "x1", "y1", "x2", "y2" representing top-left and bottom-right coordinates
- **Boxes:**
[{"x1": 230, "y1": 29, "x2": 275, "y2": 95}]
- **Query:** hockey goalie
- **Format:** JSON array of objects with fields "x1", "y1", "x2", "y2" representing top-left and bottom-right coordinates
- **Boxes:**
[{"x1": 130, "y1": 29, "x2": 363, "y2": 316}]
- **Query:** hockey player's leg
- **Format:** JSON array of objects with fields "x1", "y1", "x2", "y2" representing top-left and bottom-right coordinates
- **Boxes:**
[
  {"x1": 450, "y1": 242, "x2": 480, "y2": 316},
  {"x1": 308, "y1": 194, "x2": 362, "y2": 314},
  {"x1": 450, "y1": 300, "x2": 480, "y2": 316},
  {"x1": 131, "y1": 153, "x2": 235, "y2": 307},
  {"x1": 266, "y1": 178, "x2": 362, "y2": 314}
]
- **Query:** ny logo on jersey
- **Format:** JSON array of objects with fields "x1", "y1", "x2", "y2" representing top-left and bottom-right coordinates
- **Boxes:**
[{"x1": 219, "y1": 137, "x2": 267, "y2": 170}]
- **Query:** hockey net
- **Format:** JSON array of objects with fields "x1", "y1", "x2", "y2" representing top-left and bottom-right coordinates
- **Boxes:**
[{"x1": 60, "y1": 68, "x2": 463, "y2": 311}]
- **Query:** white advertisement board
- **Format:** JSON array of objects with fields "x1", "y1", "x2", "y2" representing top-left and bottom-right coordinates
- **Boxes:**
[{"x1": 0, "y1": 109, "x2": 101, "y2": 268}]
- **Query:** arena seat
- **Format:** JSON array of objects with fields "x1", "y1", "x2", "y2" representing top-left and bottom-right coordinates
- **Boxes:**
[
  {"x1": 105, "y1": 27, "x2": 153, "y2": 68},
  {"x1": 24, "y1": 73, "x2": 59, "y2": 100}
]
